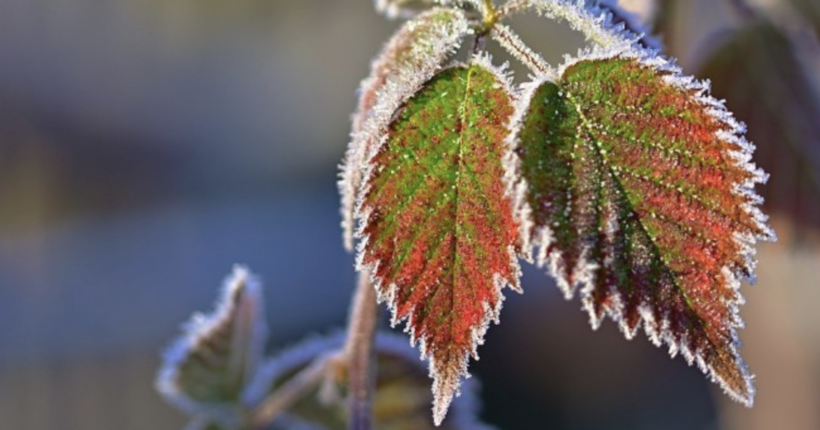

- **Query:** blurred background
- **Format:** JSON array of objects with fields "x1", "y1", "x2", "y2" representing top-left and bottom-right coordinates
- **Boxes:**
[{"x1": 0, "y1": 0, "x2": 817, "y2": 429}]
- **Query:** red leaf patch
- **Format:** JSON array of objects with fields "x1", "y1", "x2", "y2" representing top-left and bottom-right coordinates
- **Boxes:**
[{"x1": 357, "y1": 58, "x2": 522, "y2": 424}]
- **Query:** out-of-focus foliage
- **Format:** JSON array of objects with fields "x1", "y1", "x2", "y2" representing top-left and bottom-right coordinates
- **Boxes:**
[
  {"x1": 155, "y1": 271, "x2": 494, "y2": 430},
  {"x1": 156, "y1": 267, "x2": 267, "y2": 425},
  {"x1": 698, "y1": 20, "x2": 820, "y2": 233},
  {"x1": 246, "y1": 333, "x2": 494, "y2": 430},
  {"x1": 787, "y1": 0, "x2": 820, "y2": 35}
]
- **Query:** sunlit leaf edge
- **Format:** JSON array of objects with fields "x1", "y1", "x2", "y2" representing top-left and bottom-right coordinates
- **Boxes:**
[
  {"x1": 156, "y1": 266, "x2": 268, "y2": 418},
  {"x1": 510, "y1": 46, "x2": 775, "y2": 407},
  {"x1": 339, "y1": 7, "x2": 470, "y2": 251},
  {"x1": 354, "y1": 54, "x2": 524, "y2": 424}
]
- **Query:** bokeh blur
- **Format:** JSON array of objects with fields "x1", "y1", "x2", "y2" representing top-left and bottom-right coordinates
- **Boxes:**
[{"x1": 0, "y1": 0, "x2": 818, "y2": 429}]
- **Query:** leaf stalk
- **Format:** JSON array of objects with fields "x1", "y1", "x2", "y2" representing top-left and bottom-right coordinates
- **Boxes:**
[{"x1": 344, "y1": 272, "x2": 379, "y2": 430}]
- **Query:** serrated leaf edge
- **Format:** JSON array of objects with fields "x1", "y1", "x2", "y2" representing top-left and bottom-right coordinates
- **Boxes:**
[
  {"x1": 156, "y1": 266, "x2": 267, "y2": 418},
  {"x1": 340, "y1": 7, "x2": 471, "y2": 251},
  {"x1": 509, "y1": 0, "x2": 776, "y2": 407},
  {"x1": 354, "y1": 54, "x2": 522, "y2": 425}
]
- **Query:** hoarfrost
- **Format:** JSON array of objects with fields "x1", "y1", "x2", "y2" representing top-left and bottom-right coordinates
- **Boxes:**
[
  {"x1": 513, "y1": 0, "x2": 774, "y2": 408},
  {"x1": 156, "y1": 266, "x2": 267, "y2": 421},
  {"x1": 340, "y1": 7, "x2": 470, "y2": 251}
]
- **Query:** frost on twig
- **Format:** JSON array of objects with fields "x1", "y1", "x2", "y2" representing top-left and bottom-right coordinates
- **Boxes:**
[{"x1": 491, "y1": 23, "x2": 555, "y2": 76}]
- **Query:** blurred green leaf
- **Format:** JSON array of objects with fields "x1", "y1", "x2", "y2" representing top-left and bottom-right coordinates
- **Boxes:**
[
  {"x1": 787, "y1": 0, "x2": 820, "y2": 35},
  {"x1": 651, "y1": 0, "x2": 678, "y2": 52},
  {"x1": 245, "y1": 333, "x2": 495, "y2": 430},
  {"x1": 156, "y1": 266, "x2": 267, "y2": 420},
  {"x1": 698, "y1": 21, "x2": 820, "y2": 233}
]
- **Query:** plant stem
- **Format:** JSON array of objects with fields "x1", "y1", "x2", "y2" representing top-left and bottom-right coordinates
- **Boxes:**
[
  {"x1": 498, "y1": 0, "x2": 530, "y2": 20},
  {"x1": 492, "y1": 23, "x2": 554, "y2": 76},
  {"x1": 249, "y1": 352, "x2": 343, "y2": 429},
  {"x1": 345, "y1": 271, "x2": 378, "y2": 430}
]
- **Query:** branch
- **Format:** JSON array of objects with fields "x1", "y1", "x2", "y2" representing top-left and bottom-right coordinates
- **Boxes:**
[
  {"x1": 249, "y1": 352, "x2": 344, "y2": 429},
  {"x1": 344, "y1": 271, "x2": 379, "y2": 430},
  {"x1": 492, "y1": 24, "x2": 554, "y2": 76}
]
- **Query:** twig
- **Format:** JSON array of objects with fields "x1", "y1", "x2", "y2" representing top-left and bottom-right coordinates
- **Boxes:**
[
  {"x1": 498, "y1": 0, "x2": 530, "y2": 20},
  {"x1": 492, "y1": 23, "x2": 554, "y2": 76},
  {"x1": 249, "y1": 352, "x2": 343, "y2": 429},
  {"x1": 344, "y1": 271, "x2": 378, "y2": 430}
]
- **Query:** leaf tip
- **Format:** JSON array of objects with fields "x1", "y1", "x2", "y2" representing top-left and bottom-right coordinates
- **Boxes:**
[
  {"x1": 431, "y1": 356, "x2": 463, "y2": 426},
  {"x1": 156, "y1": 265, "x2": 266, "y2": 415}
]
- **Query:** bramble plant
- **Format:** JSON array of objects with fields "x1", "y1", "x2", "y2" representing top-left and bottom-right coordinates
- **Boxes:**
[{"x1": 156, "y1": 1, "x2": 778, "y2": 429}]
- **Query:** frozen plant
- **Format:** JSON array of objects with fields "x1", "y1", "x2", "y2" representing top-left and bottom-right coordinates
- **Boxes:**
[{"x1": 157, "y1": 1, "x2": 781, "y2": 429}]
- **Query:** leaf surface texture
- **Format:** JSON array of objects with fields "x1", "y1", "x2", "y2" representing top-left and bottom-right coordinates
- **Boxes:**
[
  {"x1": 516, "y1": 56, "x2": 774, "y2": 405},
  {"x1": 358, "y1": 61, "x2": 521, "y2": 424}
]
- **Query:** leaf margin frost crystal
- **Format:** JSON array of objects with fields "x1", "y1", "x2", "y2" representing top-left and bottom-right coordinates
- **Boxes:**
[
  {"x1": 342, "y1": 0, "x2": 776, "y2": 423},
  {"x1": 339, "y1": 7, "x2": 471, "y2": 251},
  {"x1": 509, "y1": 0, "x2": 776, "y2": 407},
  {"x1": 156, "y1": 266, "x2": 268, "y2": 421},
  {"x1": 355, "y1": 55, "x2": 524, "y2": 425}
]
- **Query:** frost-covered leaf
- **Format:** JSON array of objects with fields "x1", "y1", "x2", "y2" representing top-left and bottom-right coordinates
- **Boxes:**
[
  {"x1": 357, "y1": 57, "x2": 522, "y2": 424},
  {"x1": 156, "y1": 266, "x2": 267, "y2": 419},
  {"x1": 514, "y1": 53, "x2": 775, "y2": 406},
  {"x1": 244, "y1": 333, "x2": 495, "y2": 430},
  {"x1": 698, "y1": 21, "x2": 820, "y2": 232},
  {"x1": 340, "y1": 7, "x2": 470, "y2": 251}
]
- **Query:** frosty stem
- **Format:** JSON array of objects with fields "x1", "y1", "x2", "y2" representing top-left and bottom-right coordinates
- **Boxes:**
[
  {"x1": 498, "y1": 0, "x2": 530, "y2": 19},
  {"x1": 481, "y1": 0, "x2": 499, "y2": 27},
  {"x1": 248, "y1": 273, "x2": 377, "y2": 430},
  {"x1": 249, "y1": 352, "x2": 344, "y2": 429},
  {"x1": 491, "y1": 23, "x2": 553, "y2": 75},
  {"x1": 345, "y1": 271, "x2": 378, "y2": 430}
]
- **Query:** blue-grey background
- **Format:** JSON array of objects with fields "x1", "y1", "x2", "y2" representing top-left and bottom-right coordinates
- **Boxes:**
[{"x1": 1, "y1": 1, "x2": 818, "y2": 429}]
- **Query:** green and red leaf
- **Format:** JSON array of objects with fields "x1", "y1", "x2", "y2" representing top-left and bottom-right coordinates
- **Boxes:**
[
  {"x1": 698, "y1": 20, "x2": 820, "y2": 233},
  {"x1": 340, "y1": 7, "x2": 469, "y2": 250},
  {"x1": 514, "y1": 53, "x2": 775, "y2": 406},
  {"x1": 356, "y1": 57, "x2": 522, "y2": 424}
]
